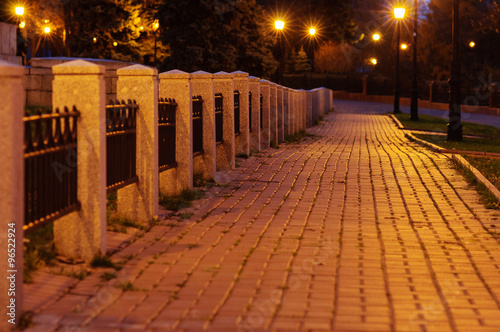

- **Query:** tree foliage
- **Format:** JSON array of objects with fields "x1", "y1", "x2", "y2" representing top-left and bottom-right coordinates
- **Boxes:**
[{"x1": 158, "y1": 0, "x2": 277, "y2": 78}]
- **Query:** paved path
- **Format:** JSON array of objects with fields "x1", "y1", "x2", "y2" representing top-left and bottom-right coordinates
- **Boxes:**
[{"x1": 26, "y1": 109, "x2": 500, "y2": 332}]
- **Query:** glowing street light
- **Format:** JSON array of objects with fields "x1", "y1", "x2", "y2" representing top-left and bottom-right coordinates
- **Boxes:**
[
  {"x1": 19, "y1": 21, "x2": 25, "y2": 29},
  {"x1": 373, "y1": 33, "x2": 380, "y2": 41},
  {"x1": 393, "y1": 7, "x2": 405, "y2": 114},
  {"x1": 113, "y1": 41, "x2": 118, "y2": 47},
  {"x1": 275, "y1": 20, "x2": 285, "y2": 30},
  {"x1": 401, "y1": 43, "x2": 408, "y2": 50},
  {"x1": 309, "y1": 27, "x2": 316, "y2": 36},
  {"x1": 469, "y1": 41, "x2": 475, "y2": 48},
  {"x1": 43, "y1": 26, "x2": 51, "y2": 34},
  {"x1": 15, "y1": 6, "x2": 24, "y2": 16},
  {"x1": 370, "y1": 58, "x2": 378, "y2": 65},
  {"x1": 394, "y1": 7, "x2": 405, "y2": 19}
]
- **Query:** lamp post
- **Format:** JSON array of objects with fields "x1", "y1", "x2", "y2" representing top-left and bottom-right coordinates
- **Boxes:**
[
  {"x1": 447, "y1": 0, "x2": 462, "y2": 141},
  {"x1": 394, "y1": 7, "x2": 405, "y2": 114},
  {"x1": 153, "y1": 19, "x2": 159, "y2": 66},
  {"x1": 274, "y1": 20, "x2": 285, "y2": 84},
  {"x1": 410, "y1": 0, "x2": 419, "y2": 120}
]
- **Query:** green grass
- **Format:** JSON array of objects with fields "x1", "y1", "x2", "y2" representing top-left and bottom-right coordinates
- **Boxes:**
[
  {"x1": 414, "y1": 134, "x2": 500, "y2": 154},
  {"x1": 463, "y1": 156, "x2": 500, "y2": 191},
  {"x1": 159, "y1": 189, "x2": 203, "y2": 211},
  {"x1": 450, "y1": 158, "x2": 500, "y2": 209},
  {"x1": 284, "y1": 130, "x2": 316, "y2": 143},
  {"x1": 24, "y1": 223, "x2": 56, "y2": 283},
  {"x1": 394, "y1": 113, "x2": 500, "y2": 137}
]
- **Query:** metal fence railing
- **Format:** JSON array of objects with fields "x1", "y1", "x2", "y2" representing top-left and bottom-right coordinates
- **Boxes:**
[
  {"x1": 215, "y1": 93, "x2": 223, "y2": 143},
  {"x1": 24, "y1": 107, "x2": 81, "y2": 232},
  {"x1": 158, "y1": 98, "x2": 177, "y2": 170},
  {"x1": 234, "y1": 91, "x2": 240, "y2": 135},
  {"x1": 192, "y1": 95, "x2": 203, "y2": 155},
  {"x1": 106, "y1": 100, "x2": 138, "y2": 193},
  {"x1": 249, "y1": 91, "x2": 252, "y2": 132}
]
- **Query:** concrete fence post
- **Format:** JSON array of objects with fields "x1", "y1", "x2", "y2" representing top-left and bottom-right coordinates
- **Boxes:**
[
  {"x1": 191, "y1": 71, "x2": 216, "y2": 181},
  {"x1": 363, "y1": 75, "x2": 368, "y2": 95},
  {"x1": 232, "y1": 71, "x2": 250, "y2": 157},
  {"x1": 249, "y1": 76, "x2": 261, "y2": 152},
  {"x1": 293, "y1": 90, "x2": 299, "y2": 133},
  {"x1": 269, "y1": 82, "x2": 278, "y2": 146},
  {"x1": 289, "y1": 89, "x2": 295, "y2": 134},
  {"x1": 52, "y1": 59, "x2": 106, "y2": 261},
  {"x1": 300, "y1": 90, "x2": 307, "y2": 130},
  {"x1": 283, "y1": 87, "x2": 290, "y2": 137},
  {"x1": 116, "y1": 65, "x2": 159, "y2": 221},
  {"x1": 159, "y1": 70, "x2": 193, "y2": 195},
  {"x1": 306, "y1": 90, "x2": 313, "y2": 128},
  {"x1": 0, "y1": 60, "x2": 25, "y2": 329},
  {"x1": 489, "y1": 83, "x2": 497, "y2": 108},
  {"x1": 260, "y1": 79, "x2": 270, "y2": 150},
  {"x1": 277, "y1": 85, "x2": 284, "y2": 143},
  {"x1": 213, "y1": 72, "x2": 235, "y2": 171}
]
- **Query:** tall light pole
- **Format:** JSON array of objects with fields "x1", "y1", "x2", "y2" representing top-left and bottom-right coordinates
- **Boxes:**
[
  {"x1": 447, "y1": 0, "x2": 462, "y2": 141},
  {"x1": 410, "y1": 0, "x2": 419, "y2": 120},
  {"x1": 274, "y1": 20, "x2": 285, "y2": 84},
  {"x1": 394, "y1": 7, "x2": 405, "y2": 114}
]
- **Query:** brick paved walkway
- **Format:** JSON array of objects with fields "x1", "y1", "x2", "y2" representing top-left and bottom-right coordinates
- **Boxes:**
[{"x1": 26, "y1": 111, "x2": 500, "y2": 332}]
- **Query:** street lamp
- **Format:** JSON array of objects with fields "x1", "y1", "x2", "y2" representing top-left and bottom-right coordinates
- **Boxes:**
[
  {"x1": 410, "y1": 0, "x2": 419, "y2": 120},
  {"x1": 15, "y1": 6, "x2": 24, "y2": 16},
  {"x1": 370, "y1": 58, "x2": 378, "y2": 65},
  {"x1": 401, "y1": 43, "x2": 408, "y2": 50},
  {"x1": 469, "y1": 41, "x2": 475, "y2": 48},
  {"x1": 447, "y1": 0, "x2": 462, "y2": 141},
  {"x1": 153, "y1": 19, "x2": 159, "y2": 66},
  {"x1": 373, "y1": 33, "x2": 381, "y2": 41},
  {"x1": 309, "y1": 27, "x2": 316, "y2": 36},
  {"x1": 393, "y1": 7, "x2": 405, "y2": 114},
  {"x1": 274, "y1": 20, "x2": 285, "y2": 84}
]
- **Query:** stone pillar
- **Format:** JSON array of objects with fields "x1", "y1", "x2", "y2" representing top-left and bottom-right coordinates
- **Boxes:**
[
  {"x1": 293, "y1": 90, "x2": 300, "y2": 133},
  {"x1": 269, "y1": 82, "x2": 278, "y2": 146},
  {"x1": 311, "y1": 89, "x2": 319, "y2": 125},
  {"x1": 191, "y1": 71, "x2": 216, "y2": 180},
  {"x1": 306, "y1": 90, "x2": 313, "y2": 128},
  {"x1": 248, "y1": 76, "x2": 261, "y2": 152},
  {"x1": 289, "y1": 89, "x2": 295, "y2": 134},
  {"x1": 159, "y1": 70, "x2": 193, "y2": 196},
  {"x1": 283, "y1": 87, "x2": 290, "y2": 137},
  {"x1": 276, "y1": 85, "x2": 284, "y2": 143},
  {"x1": 0, "y1": 60, "x2": 25, "y2": 329},
  {"x1": 260, "y1": 79, "x2": 270, "y2": 150},
  {"x1": 328, "y1": 89, "x2": 333, "y2": 112},
  {"x1": 116, "y1": 65, "x2": 158, "y2": 221},
  {"x1": 52, "y1": 59, "x2": 106, "y2": 261},
  {"x1": 213, "y1": 71, "x2": 235, "y2": 170},
  {"x1": 232, "y1": 71, "x2": 250, "y2": 157},
  {"x1": 300, "y1": 90, "x2": 306, "y2": 130},
  {"x1": 429, "y1": 81, "x2": 436, "y2": 103}
]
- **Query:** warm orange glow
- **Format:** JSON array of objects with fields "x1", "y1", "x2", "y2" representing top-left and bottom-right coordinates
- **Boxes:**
[
  {"x1": 15, "y1": 7, "x2": 24, "y2": 16},
  {"x1": 401, "y1": 43, "x2": 407, "y2": 50},
  {"x1": 309, "y1": 28, "x2": 316, "y2": 36},
  {"x1": 43, "y1": 26, "x2": 51, "y2": 34},
  {"x1": 275, "y1": 20, "x2": 285, "y2": 30},
  {"x1": 373, "y1": 33, "x2": 380, "y2": 41},
  {"x1": 370, "y1": 58, "x2": 378, "y2": 65},
  {"x1": 152, "y1": 20, "x2": 159, "y2": 31},
  {"x1": 394, "y1": 7, "x2": 405, "y2": 19},
  {"x1": 113, "y1": 41, "x2": 118, "y2": 47},
  {"x1": 93, "y1": 37, "x2": 97, "y2": 43},
  {"x1": 19, "y1": 21, "x2": 25, "y2": 29},
  {"x1": 469, "y1": 41, "x2": 475, "y2": 48}
]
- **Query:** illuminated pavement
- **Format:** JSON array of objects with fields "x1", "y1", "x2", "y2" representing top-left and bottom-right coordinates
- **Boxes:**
[{"x1": 25, "y1": 106, "x2": 500, "y2": 331}]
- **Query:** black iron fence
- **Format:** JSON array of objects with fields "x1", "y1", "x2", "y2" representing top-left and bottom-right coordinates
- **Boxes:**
[
  {"x1": 215, "y1": 93, "x2": 223, "y2": 143},
  {"x1": 249, "y1": 91, "x2": 252, "y2": 132},
  {"x1": 24, "y1": 107, "x2": 81, "y2": 232},
  {"x1": 159, "y1": 98, "x2": 177, "y2": 170},
  {"x1": 234, "y1": 90, "x2": 240, "y2": 135},
  {"x1": 192, "y1": 95, "x2": 203, "y2": 155},
  {"x1": 106, "y1": 100, "x2": 138, "y2": 193}
]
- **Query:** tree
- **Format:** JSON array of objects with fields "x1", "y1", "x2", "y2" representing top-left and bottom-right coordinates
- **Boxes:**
[
  {"x1": 158, "y1": 0, "x2": 277, "y2": 78},
  {"x1": 314, "y1": 41, "x2": 362, "y2": 74},
  {"x1": 294, "y1": 46, "x2": 311, "y2": 72}
]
